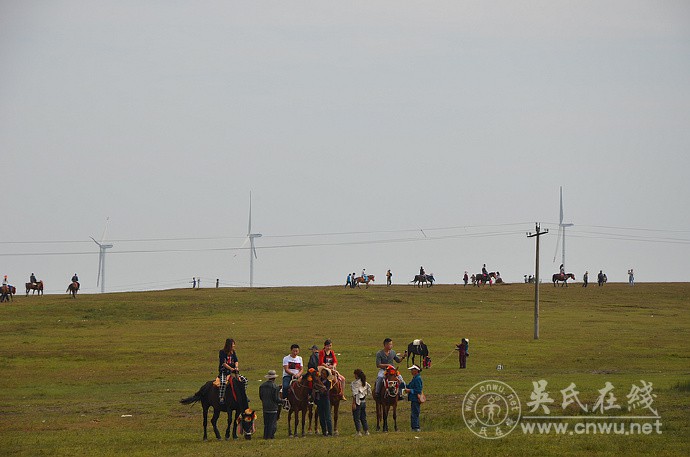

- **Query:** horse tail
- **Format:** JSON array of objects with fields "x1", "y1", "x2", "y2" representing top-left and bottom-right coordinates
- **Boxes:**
[{"x1": 180, "y1": 381, "x2": 212, "y2": 405}]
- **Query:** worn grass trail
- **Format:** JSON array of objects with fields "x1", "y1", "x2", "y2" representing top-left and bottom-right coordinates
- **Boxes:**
[{"x1": 1, "y1": 283, "x2": 688, "y2": 456}]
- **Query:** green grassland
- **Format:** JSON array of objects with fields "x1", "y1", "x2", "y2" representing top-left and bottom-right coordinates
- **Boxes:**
[{"x1": 1, "y1": 282, "x2": 689, "y2": 456}]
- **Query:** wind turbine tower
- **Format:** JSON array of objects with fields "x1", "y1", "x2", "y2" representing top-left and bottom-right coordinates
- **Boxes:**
[
  {"x1": 246, "y1": 193, "x2": 262, "y2": 288},
  {"x1": 554, "y1": 187, "x2": 574, "y2": 268},
  {"x1": 90, "y1": 217, "x2": 114, "y2": 294}
]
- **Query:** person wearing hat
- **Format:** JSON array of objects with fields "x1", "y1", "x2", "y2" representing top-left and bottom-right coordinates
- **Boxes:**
[
  {"x1": 316, "y1": 367, "x2": 334, "y2": 436},
  {"x1": 259, "y1": 370, "x2": 281, "y2": 439},
  {"x1": 404, "y1": 365, "x2": 424, "y2": 432},
  {"x1": 307, "y1": 345, "x2": 320, "y2": 371}
]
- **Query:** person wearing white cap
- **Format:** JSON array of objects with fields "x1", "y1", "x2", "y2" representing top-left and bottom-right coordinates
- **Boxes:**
[
  {"x1": 259, "y1": 370, "x2": 281, "y2": 439},
  {"x1": 404, "y1": 365, "x2": 424, "y2": 432}
]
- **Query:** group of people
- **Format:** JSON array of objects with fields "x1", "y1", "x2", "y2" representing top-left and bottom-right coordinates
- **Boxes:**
[
  {"x1": 345, "y1": 269, "x2": 373, "y2": 288},
  {"x1": 217, "y1": 337, "x2": 425, "y2": 439}
]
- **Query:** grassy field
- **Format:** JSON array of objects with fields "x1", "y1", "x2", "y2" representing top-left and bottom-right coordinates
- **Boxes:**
[{"x1": 1, "y1": 282, "x2": 689, "y2": 456}]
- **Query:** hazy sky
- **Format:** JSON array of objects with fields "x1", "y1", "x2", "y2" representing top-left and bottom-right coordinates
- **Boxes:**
[{"x1": 2, "y1": 1, "x2": 689, "y2": 293}]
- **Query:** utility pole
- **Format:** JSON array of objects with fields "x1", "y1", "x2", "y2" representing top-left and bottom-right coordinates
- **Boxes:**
[{"x1": 527, "y1": 223, "x2": 548, "y2": 340}]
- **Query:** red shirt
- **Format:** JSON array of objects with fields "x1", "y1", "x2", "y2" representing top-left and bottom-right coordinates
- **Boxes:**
[{"x1": 319, "y1": 349, "x2": 338, "y2": 367}]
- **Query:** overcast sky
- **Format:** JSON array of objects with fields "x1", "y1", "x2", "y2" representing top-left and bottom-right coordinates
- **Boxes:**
[{"x1": 2, "y1": 1, "x2": 689, "y2": 293}]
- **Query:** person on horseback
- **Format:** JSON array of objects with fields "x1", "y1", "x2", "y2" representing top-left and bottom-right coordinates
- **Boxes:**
[
  {"x1": 281, "y1": 344, "x2": 303, "y2": 400},
  {"x1": 30, "y1": 273, "x2": 37, "y2": 285},
  {"x1": 481, "y1": 264, "x2": 488, "y2": 282},
  {"x1": 218, "y1": 338, "x2": 239, "y2": 404},
  {"x1": 2, "y1": 275, "x2": 7, "y2": 288},
  {"x1": 420, "y1": 266, "x2": 425, "y2": 277},
  {"x1": 319, "y1": 339, "x2": 346, "y2": 401},
  {"x1": 559, "y1": 264, "x2": 565, "y2": 277},
  {"x1": 71, "y1": 273, "x2": 79, "y2": 283},
  {"x1": 361, "y1": 269, "x2": 366, "y2": 281},
  {"x1": 375, "y1": 338, "x2": 406, "y2": 399}
]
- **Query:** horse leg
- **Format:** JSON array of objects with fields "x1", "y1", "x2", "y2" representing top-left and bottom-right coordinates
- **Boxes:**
[
  {"x1": 211, "y1": 408, "x2": 221, "y2": 440},
  {"x1": 202, "y1": 405, "x2": 209, "y2": 441},
  {"x1": 392, "y1": 401, "x2": 398, "y2": 431},
  {"x1": 332, "y1": 400, "x2": 339, "y2": 436},
  {"x1": 287, "y1": 410, "x2": 293, "y2": 436},
  {"x1": 383, "y1": 404, "x2": 389, "y2": 432},
  {"x1": 300, "y1": 408, "x2": 306, "y2": 437},
  {"x1": 375, "y1": 400, "x2": 381, "y2": 431},
  {"x1": 313, "y1": 404, "x2": 319, "y2": 434},
  {"x1": 307, "y1": 403, "x2": 314, "y2": 434},
  {"x1": 231, "y1": 408, "x2": 239, "y2": 440}
]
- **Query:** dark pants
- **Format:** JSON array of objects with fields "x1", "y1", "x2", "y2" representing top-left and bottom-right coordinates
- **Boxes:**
[
  {"x1": 411, "y1": 401, "x2": 421, "y2": 430},
  {"x1": 262, "y1": 411, "x2": 278, "y2": 439},
  {"x1": 460, "y1": 352, "x2": 467, "y2": 369},
  {"x1": 317, "y1": 395, "x2": 332, "y2": 436},
  {"x1": 352, "y1": 401, "x2": 369, "y2": 432}
]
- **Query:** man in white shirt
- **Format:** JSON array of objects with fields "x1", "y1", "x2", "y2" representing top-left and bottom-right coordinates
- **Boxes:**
[{"x1": 281, "y1": 344, "x2": 304, "y2": 399}]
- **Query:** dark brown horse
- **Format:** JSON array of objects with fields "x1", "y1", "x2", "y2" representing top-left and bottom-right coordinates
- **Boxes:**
[
  {"x1": 311, "y1": 373, "x2": 346, "y2": 436},
  {"x1": 26, "y1": 281, "x2": 44, "y2": 296},
  {"x1": 286, "y1": 369, "x2": 326, "y2": 437},
  {"x1": 473, "y1": 272, "x2": 496, "y2": 286},
  {"x1": 411, "y1": 274, "x2": 435, "y2": 287},
  {"x1": 180, "y1": 375, "x2": 251, "y2": 440},
  {"x1": 552, "y1": 273, "x2": 576, "y2": 287},
  {"x1": 1, "y1": 285, "x2": 16, "y2": 302},
  {"x1": 66, "y1": 281, "x2": 79, "y2": 298},
  {"x1": 375, "y1": 368, "x2": 401, "y2": 432},
  {"x1": 354, "y1": 275, "x2": 375, "y2": 288}
]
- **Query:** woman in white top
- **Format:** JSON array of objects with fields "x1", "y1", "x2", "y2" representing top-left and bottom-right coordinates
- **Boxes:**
[{"x1": 351, "y1": 368, "x2": 372, "y2": 436}]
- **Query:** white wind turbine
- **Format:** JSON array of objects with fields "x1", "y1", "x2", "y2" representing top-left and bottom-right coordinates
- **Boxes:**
[
  {"x1": 243, "y1": 193, "x2": 262, "y2": 288},
  {"x1": 90, "y1": 217, "x2": 114, "y2": 294},
  {"x1": 553, "y1": 187, "x2": 574, "y2": 269}
]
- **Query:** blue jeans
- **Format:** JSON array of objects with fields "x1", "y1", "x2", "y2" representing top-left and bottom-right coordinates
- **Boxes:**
[
  {"x1": 410, "y1": 401, "x2": 421, "y2": 430},
  {"x1": 317, "y1": 395, "x2": 332, "y2": 435},
  {"x1": 352, "y1": 401, "x2": 368, "y2": 432},
  {"x1": 282, "y1": 376, "x2": 291, "y2": 398}
]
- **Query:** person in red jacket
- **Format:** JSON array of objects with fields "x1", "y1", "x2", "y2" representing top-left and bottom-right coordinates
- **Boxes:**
[{"x1": 319, "y1": 339, "x2": 346, "y2": 400}]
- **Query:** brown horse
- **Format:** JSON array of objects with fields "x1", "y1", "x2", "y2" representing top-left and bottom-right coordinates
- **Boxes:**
[
  {"x1": 552, "y1": 273, "x2": 576, "y2": 287},
  {"x1": 66, "y1": 281, "x2": 79, "y2": 298},
  {"x1": 26, "y1": 281, "x2": 44, "y2": 296},
  {"x1": 354, "y1": 275, "x2": 375, "y2": 288},
  {"x1": 375, "y1": 368, "x2": 401, "y2": 432},
  {"x1": 1, "y1": 285, "x2": 16, "y2": 303},
  {"x1": 286, "y1": 369, "x2": 326, "y2": 437},
  {"x1": 311, "y1": 373, "x2": 346, "y2": 436}
]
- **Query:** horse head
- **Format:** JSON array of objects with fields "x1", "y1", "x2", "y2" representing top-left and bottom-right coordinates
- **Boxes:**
[{"x1": 236, "y1": 408, "x2": 256, "y2": 440}]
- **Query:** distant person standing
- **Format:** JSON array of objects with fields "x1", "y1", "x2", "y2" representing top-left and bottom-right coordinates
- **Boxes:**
[
  {"x1": 456, "y1": 338, "x2": 469, "y2": 369},
  {"x1": 463, "y1": 271, "x2": 469, "y2": 286},
  {"x1": 386, "y1": 269, "x2": 392, "y2": 286},
  {"x1": 351, "y1": 272, "x2": 356, "y2": 288},
  {"x1": 216, "y1": 278, "x2": 219, "y2": 288},
  {"x1": 259, "y1": 370, "x2": 281, "y2": 439},
  {"x1": 628, "y1": 269, "x2": 634, "y2": 286},
  {"x1": 197, "y1": 277, "x2": 201, "y2": 288},
  {"x1": 192, "y1": 277, "x2": 196, "y2": 289},
  {"x1": 598, "y1": 270, "x2": 605, "y2": 286},
  {"x1": 346, "y1": 273, "x2": 352, "y2": 288},
  {"x1": 582, "y1": 271, "x2": 589, "y2": 287}
]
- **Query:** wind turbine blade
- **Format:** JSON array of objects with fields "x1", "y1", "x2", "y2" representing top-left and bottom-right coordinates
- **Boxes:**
[
  {"x1": 240, "y1": 236, "x2": 250, "y2": 249},
  {"x1": 248, "y1": 192, "x2": 252, "y2": 234},
  {"x1": 90, "y1": 236, "x2": 102, "y2": 247},
  {"x1": 100, "y1": 217, "x2": 110, "y2": 243},
  {"x1": 552, "y1": 226, "x2": 562, "y2": 263},
  {"x1": 558, "y1": 183, "x2": 563, "y2": 225},
  {"x1": 253, "y1": 245, "x2": 258, "y2": 259}
]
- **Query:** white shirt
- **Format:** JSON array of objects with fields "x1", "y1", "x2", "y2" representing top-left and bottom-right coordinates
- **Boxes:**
[
  {"x1": 282, "y1": 355, "x2": 303, "y2": 377},
  {"x1": 351, "y1": 378, "x2": 372, "y2": 405}
]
